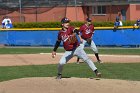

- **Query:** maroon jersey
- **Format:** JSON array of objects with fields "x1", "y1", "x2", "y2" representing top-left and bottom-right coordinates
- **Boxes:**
[
  {"x1": 80, "y1": 24, "x2": 94, "y2": 39},
  {"x1": 57, "y1": 26, "x2": 79, "y2": 51}
]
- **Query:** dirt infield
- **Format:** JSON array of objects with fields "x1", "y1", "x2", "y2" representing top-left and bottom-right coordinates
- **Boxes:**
[
  {"x1": 0, "y1": 53, "x2": 140, "y2": 66},
  {"x1": 0, "y1": 53, "x2": 140, "y2": 93}
]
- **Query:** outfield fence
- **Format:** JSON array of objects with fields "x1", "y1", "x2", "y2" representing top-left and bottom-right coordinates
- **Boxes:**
[{"x1": 0, "y1": 27, "x2": 140, "y2": 47}]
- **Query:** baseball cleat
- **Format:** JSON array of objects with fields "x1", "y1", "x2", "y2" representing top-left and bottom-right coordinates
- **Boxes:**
[
  {"x1": 94, "y1": 69, "x2": 101, "y2": 78},
  {"x1": 96, "y1": 72, "x2": 101, "y2": 78},
  {"x1": 56, "y1": 74, "x2": 62, "y2": 79},
  {"x1": 97, "y1": 60, "x2": 103, "y2": 63}
]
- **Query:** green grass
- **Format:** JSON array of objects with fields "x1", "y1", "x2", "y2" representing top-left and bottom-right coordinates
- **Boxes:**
[
  {"x1": 0, "y1": 47, "x2": 64, "y2": 54},
  {"x1": 0, "y1": 63, "x2": 140, "y2": 82},
  {"x1": 0, "y1": 47, "x2": 139, "y2": 82},
  {"x1": 0, "y1": 47, "x2": 140, "y2": 55},
  {"x1": 97, "y1": 48, "x2": 140, "y2": 55}
]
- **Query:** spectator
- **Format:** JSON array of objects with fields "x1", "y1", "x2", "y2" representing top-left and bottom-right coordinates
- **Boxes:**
[
  {"x1": 2, "y1": 16, "x2": 12, "y2": 29},
  {"x1": 5, "y1": 20, "x2": 13, "y2": 29},
  {"x1": 114, "y1": 17, "x2": 123, "y2": 27},
  {"x1": 116, "y1": 12, "x2": 122, "y2": 21},
  {"x1": 133, "y1": 19, "x2": 140, "y2": 31},
  {"x1": 113, "y1": 17, "x2": 123, "y2": 31},
  {"x1": 133, "y1": 19, "x2": 140, "y2": 29}
]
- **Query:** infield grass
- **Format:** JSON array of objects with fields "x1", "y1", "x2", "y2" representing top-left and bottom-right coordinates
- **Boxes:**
[{"x1": 0, "y1": 63, "x2": 140, "y2": 82}]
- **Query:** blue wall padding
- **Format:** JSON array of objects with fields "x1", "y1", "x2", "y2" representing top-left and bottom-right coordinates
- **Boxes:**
[
  {"x1": 93, "y1": 29, "x2": 140, "y2": 46},
  {"x1": 0, "y1": 29, "x2": 140, "y2": 46}
]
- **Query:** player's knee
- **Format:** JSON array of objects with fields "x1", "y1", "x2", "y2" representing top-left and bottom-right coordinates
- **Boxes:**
[
  {"x1": 83, "y1": 58, "x2": 90, "y2": 62},
  {"x1": 59, "y1": 61, "x2": 66, "y2": 65}
]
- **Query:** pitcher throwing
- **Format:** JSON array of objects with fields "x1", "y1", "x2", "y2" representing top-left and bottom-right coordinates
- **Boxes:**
[{"x1": 52, "y1": 17, "x2": 101, "y2": 79}]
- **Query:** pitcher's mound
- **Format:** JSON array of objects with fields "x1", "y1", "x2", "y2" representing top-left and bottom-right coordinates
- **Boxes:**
[{"x1": 0, "y1": 77, "x2": 140, "y2": 93}]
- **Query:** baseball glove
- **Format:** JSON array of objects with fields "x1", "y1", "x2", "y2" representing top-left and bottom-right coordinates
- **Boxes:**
[{"x1": 68, "y1": 33, "x2": 77, "y2": 44}]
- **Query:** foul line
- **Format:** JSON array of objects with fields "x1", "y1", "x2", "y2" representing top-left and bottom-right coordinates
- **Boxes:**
[{"x1": 39, "y1": 53, "x2": 140, "y2": 58}]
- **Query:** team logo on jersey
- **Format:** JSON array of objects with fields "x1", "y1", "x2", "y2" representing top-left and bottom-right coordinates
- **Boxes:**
[
  {"x1": 61, "y1": 33, "x2": 77, "y2": 43},
  {"x1": 62, "y1": 34, "x2": 69, "y2": 42},
  {"x1": 85, "y1": 29, "x2": 91, "y2": 34}
]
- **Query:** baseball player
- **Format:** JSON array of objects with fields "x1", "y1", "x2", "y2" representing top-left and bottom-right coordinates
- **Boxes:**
[
  {"x1": 76, "y1": 18, "x2": 102, "y2": 64},
  {"x1": 52, "y1": 17, "x2": 101, "y2": 79}
]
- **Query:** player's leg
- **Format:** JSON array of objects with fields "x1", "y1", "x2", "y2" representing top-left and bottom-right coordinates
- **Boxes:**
[
  {"x1": 90, "y1": 40, "x2": 102, "y2": 63},
  {"x1": 56, "y1": 51, "x2": 73, "y2": 79},
  {"x1": 76, "y1": 39, "x2": 86, "y2": 63},
  {"x1": 76, "y1": 57, "x2": 80, "y2": 64},
  {"x1": 74, "y1": 47, "x2": 101, "y2": 77}
]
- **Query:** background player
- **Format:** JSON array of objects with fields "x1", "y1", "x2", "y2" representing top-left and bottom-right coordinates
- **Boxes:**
[
  {"x1": 52, "y1": 17, "x2": 101, "y2": 79},
  {"x1": 76, "y1": 18, "x2": 102, "y2": 64}
]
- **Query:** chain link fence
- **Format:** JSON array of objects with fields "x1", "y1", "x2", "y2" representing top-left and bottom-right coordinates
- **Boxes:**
[{"x1": 0, "y1": 0, "x2": 140, "y2": 23}]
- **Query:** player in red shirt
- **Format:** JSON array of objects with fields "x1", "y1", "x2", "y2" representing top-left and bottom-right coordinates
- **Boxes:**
[
  {"x1": 52, "y1": 17, "x2": 101, "y2": 79},
  {"x1": 76, "y1": 18, "x2": 102, "y2": 64}
]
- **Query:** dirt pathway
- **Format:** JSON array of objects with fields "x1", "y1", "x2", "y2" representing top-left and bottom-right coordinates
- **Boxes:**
[{"x1": 0, "y1": 53, "x2": 139, "y2": 66}]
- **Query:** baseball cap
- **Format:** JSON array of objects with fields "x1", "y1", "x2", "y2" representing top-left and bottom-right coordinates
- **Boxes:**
[
  {"x1": 86, "y1": 18, "x2": 92, "y2": 22},
  {"x1": 61, "y1": 17, "x2": 70, "y2": 23}
]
